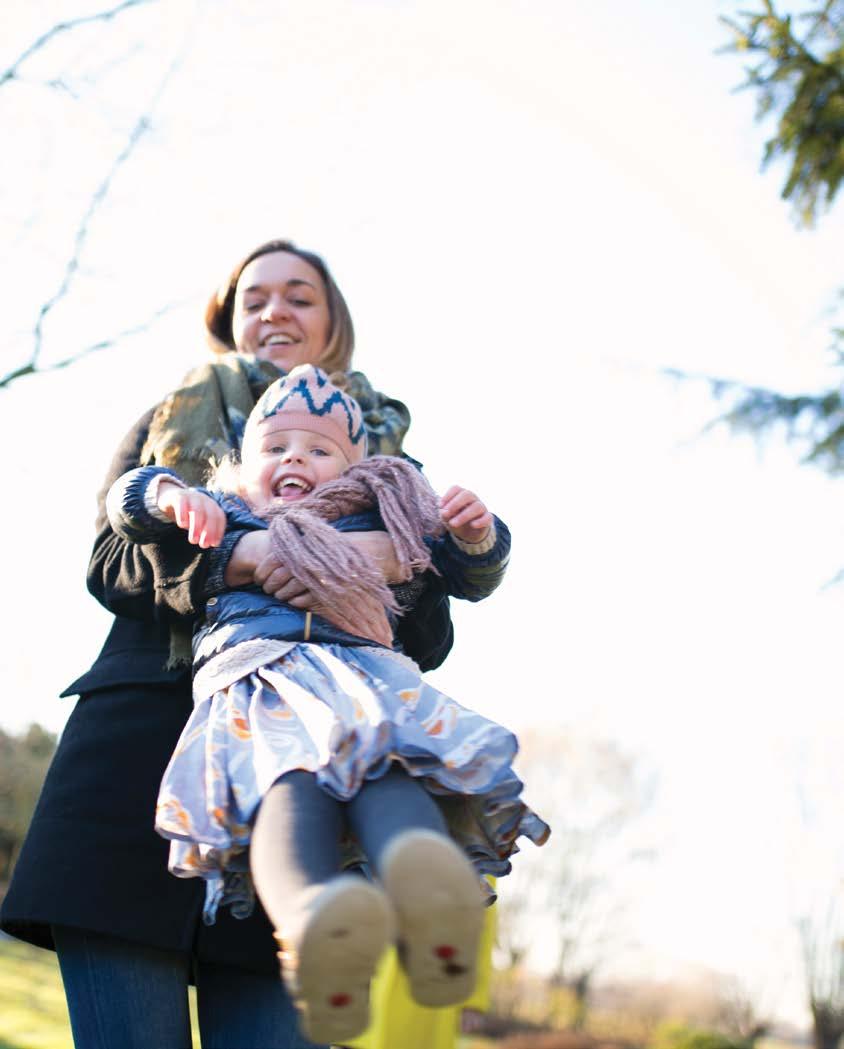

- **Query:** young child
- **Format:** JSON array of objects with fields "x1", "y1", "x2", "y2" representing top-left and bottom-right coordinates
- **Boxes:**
[{"x1": 107, "y1": 364, "x2": 548, "y2": 1045}]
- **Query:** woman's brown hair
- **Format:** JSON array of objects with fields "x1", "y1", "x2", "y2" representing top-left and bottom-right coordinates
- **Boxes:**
[{"x1": 204, "y1": 239, "x2": 355, "y2": 374}]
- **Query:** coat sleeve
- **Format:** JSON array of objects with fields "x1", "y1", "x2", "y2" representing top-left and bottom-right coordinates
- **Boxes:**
[
  {"x1": 86, "y1": 411, "x2": 239, "y2": 623},
  {"x1": 106, "y1": 466, "x2": 185, "y2": 543},
  {"x1": 392, "y1": 571, "x2": 454, "y2": 672},
  {"x1": 427, "y1": 517, "x2": 511, "y2": 603}
]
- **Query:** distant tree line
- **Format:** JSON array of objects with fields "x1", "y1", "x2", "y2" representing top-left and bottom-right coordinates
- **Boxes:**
[{"x1": 0, "y1": 724, "x2": 56, "y2": 887}]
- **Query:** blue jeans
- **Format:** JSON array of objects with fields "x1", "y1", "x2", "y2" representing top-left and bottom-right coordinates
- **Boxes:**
[{"x1": 53, "y1": 926, "x2": 326, "y2": 1049}]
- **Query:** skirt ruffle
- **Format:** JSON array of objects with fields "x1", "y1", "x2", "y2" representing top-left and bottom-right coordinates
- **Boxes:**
[{"x1": 155, "y1": 643, "x2": 549, "y2": 923}]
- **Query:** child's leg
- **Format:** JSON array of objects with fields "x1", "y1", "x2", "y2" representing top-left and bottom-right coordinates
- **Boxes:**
[
  {"x1": 250, "y1": 770, "x2": 393, "y2": 1045},
  {"x1": 346, "y1": 765, "x2": 485, "y2": 1009},
  {"x1": 251, "y1": 768, "x2": 345, "y2": 935},
  {"x1": 344, "y1": 763, "x2": 448, "y2": 867}
]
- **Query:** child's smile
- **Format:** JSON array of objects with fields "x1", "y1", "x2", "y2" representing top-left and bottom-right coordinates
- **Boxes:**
[
  {"x1": 274, "y1": 472, "x2": 314, "y2": 502},
  {"x1": 242, "y1": 426, "x2": 349, "y2": 511}
]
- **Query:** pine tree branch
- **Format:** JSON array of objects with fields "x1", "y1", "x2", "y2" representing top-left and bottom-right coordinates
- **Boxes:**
[
  {"x1": 719, "y1": 1, "x2": 844, "y2": 225},
  {"x1": 664, "y1": 366, "x2": 844, "y2": 473},
  {"x1": 803, "y1": 0, "x2": 843, "y2": 45},
  {"x1": 0, "y1": 0, "x2": 155, "y2": 88}
]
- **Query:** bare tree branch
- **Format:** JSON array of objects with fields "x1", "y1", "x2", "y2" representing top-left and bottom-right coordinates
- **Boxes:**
[
  {"x1": 0, "y1": 299, "x2": 190, "y2": 390},
  {"x1": 30, "y1": 116, "x2": 150, "y2": 360},
  {"x1": 6, "y1": 9, "x2": 197, "y2": 389},
  {"x1": 0, "y1": 0, "x2": 155, "y2": 87}
]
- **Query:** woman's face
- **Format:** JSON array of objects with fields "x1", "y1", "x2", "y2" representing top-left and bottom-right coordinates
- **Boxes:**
[{"x1": 231, "y1": 251, "x2": 332, "y2": 370}]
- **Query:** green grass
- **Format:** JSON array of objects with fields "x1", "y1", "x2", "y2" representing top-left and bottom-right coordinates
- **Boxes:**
[
  {"x1": 0, "y1": 938, "x2": 72, "y2": 1049},
  {"x1": 0, "y1": 936, "x2": 494, "y2": 1048},
  {"x1": 0, "y1": 937, "x2": 200, "y2": 1049}
]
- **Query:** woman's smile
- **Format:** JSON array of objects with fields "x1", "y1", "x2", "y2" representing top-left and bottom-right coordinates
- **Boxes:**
[
  {"x1": 232, "y1": 251, "x2": 331, "y2": 371},
  {"x1": 261, "y1": 332, "x2": 298, "y2": 349}
]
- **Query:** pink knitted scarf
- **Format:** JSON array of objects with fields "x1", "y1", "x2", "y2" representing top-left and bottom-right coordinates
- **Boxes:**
[{"x1": 263, "y1": 456, "x2": 445, "y2": 647}]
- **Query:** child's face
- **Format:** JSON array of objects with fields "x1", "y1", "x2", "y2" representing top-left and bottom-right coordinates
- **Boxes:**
[{"x1": 241, "y1": 426, "x2": 348, "y2": 511}]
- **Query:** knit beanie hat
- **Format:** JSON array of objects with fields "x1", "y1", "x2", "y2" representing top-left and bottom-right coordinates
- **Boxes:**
[{"x1": 242, "y1": 364, "x2": 367, "y2": 464}]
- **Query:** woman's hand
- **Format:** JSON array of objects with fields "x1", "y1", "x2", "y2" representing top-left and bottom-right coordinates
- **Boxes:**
[
  {"x1": 224, "y1": 529, "x2": 402, "y2": 599},
  {"x1": 440, "y1": 486, "x2": 493, "y2": 544},
  {"x1": 223, "y1": 530, "x2": 316, "y2": 606},
  {"x1": 157, "y1": 482, "x2": 226, "y2": 548},
  {"x1": 255, "y1": 531, "x2": 403, "y2": 601},
  {"x1": 343, "y1": 531, "x2": 403, "y2": 583},
  {"x1": 254, "y1": 548, "x2": 316, "y2": 607}
]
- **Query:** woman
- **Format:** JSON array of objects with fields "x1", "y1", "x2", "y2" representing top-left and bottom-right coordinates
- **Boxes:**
[{"x1": 0, "y1": 240, "x2": 454, "y2": 1049}]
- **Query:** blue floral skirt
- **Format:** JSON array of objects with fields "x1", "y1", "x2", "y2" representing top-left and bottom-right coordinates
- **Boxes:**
[{"x1": 155, "y1": 643, "x2": 550, "y2": 923}]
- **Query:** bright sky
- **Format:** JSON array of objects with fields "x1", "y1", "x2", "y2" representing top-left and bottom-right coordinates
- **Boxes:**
[{"x1": 3, "y1": 0, "x2": 844, "y2": 1030}]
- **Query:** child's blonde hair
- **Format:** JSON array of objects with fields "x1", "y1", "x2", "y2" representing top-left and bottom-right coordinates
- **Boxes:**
[{"x1": 206, "y1": 452, "x2": 244, "y2": 498}]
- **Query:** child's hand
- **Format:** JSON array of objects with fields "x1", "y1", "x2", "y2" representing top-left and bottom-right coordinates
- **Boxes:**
[
  {"x1": 440, "y1": 485, "x2": 493, "y2": 544},
  {"x1": 157, "y1": 482, "x2": 226, "y2": 549}
]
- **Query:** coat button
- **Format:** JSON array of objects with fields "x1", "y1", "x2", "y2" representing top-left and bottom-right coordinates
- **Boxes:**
[{"x1": 207, "y1": 597, "x2": 218, "y2": 606}]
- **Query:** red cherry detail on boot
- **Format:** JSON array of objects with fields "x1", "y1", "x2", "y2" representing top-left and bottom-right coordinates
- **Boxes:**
[
  {"x1": 434, "y1": 945, "x2": 456, "y2": 959},
  {"x1": 329, "y1": 993, "x2": 352, "y2": 1008}
]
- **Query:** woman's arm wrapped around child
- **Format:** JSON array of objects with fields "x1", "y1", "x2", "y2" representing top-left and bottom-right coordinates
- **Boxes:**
[{"x1": 106, "y1": 456, "x2": 511, "y2": 649}]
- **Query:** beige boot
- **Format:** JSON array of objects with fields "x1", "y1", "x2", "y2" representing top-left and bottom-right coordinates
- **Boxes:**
[
  {"x1": 274, "y1": 875, "x2": 394, "y2": 1045},
  {"x1": 379, "y1": 830, "x2": 485, "y2": 1008}
]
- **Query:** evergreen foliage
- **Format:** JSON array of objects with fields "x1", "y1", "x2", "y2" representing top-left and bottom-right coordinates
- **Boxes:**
[
  {"x1": 707, "y1": 10, "x2": 844, "y2": 1047},
  {"x1": 690, "y1": 2, "x2": 844, "y2": 471},
  {"x1": 721, "y1": 0, "x2": 844, "y2": 226}
]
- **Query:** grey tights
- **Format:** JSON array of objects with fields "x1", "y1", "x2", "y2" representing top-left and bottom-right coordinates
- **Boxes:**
[{"x1": 250, "y1": 766, "x2": 447, "y2": 936}]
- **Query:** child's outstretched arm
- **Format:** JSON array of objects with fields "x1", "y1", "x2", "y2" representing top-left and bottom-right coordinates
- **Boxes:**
[
  {"x1": 430, "y1": 485, "x2": 510, "y2": 603},
  {"x1": 106, "y1": 466, "x2": 226, "y2": 549}
]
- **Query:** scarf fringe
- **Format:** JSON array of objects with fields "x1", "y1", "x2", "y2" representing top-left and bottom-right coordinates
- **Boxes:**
[{"x1": 266, "y1": 457, "x2": 444, "y2": 646}]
